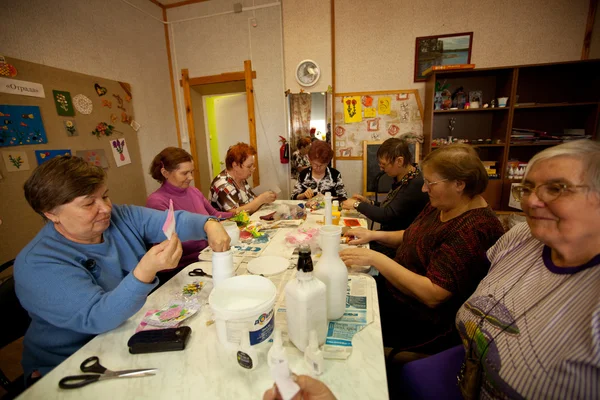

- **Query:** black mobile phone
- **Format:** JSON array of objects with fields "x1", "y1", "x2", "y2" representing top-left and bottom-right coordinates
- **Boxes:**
[{"x1": 127, "y1": 326, "x2": 192, "y2": 354}]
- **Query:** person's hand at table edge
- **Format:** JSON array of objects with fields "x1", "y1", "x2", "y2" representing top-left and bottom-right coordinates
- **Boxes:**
[{"x1": 263, "y1": 374, "x2": 336, "y2": 400}]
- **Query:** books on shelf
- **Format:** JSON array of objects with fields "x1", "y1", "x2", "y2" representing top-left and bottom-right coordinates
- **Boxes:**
[
  {"x1": 423, "y1": 64, "x2": 476, "y2": 76},
  {"x1": 510, "y1": 127, "x2": 590, "y2": 144}
]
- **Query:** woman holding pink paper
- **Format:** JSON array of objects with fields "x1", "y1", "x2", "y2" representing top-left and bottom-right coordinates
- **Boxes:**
[
  {"x1": 15, "y1": 155, "x2": 230, "y2": 383},
  {"x1": 147, "y1": 147, "x2": 234, "y2": 272}
]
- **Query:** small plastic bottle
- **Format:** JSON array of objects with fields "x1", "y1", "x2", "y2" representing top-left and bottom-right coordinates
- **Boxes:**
[
  {"x1": 324, "y1": 192, "x2": 333, "y2": 225},
  {"x1": 285, "y1": 245, "x2": 328, "y2": 352},
  {"x1": 267, "y1": 329, "x2": 287, "y2": 368},
  {"x1": 304, "y1": 329, "x2": 324, "y2": 376},
  {"x1": 237, "y1": 327, "x2": 258, "y2": 370}
]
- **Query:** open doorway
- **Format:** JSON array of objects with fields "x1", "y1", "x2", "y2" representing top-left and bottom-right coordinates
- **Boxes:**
[{"x1": 180, "y1": 62, "x2": 258, "y2": 195}]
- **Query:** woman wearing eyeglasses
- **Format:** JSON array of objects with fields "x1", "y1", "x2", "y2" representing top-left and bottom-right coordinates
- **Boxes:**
[
  {"x1": 340, "y1": 144, "x2": 504, "y2": 354},
  {"x1": 291, "y1": 140, "x2": 348, "y2": 201},
  {"x1": 395, "y1": 139, "x2": 600, "y2": 400},
  {"x1": 210, "y1": 142, "x2": 277, "y2": 213}
]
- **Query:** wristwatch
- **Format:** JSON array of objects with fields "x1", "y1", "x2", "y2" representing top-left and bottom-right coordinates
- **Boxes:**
[{"x1": 353, "y1": 201, "x2": 360, "y2": 209}]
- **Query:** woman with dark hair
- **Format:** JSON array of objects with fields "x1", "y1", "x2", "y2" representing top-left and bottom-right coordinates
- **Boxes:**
[
  {"x1": 291, "y1": 140, "x2": 347, "y2": 200},
  {"x1": 147, "y1": 147, "x2": 233, "y2": 270},
  {"x1": 14, "y1": 155, "x2": 229, "y2": 381},
  {"x1": 341, "y1": 138, "x2": 429, "y2": 233},
  {"x1": 340, "y1": 144, "x2": 504, "y2": 353},
  {"x1": 210, "y1": 142, "x2": 277, "y2": 212},
  {"x1": 291, "y1": 137, "x2": 311, "y2": 179}
]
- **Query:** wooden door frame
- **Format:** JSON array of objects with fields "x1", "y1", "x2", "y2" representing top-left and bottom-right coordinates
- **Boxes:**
[{"x1": 180, "y1": 60, "x2": 259, "y2": 190}]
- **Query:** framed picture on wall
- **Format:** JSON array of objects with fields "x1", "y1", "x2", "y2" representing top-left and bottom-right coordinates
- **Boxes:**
[{"x1": 414, "y1": 32, "x2": 473, "y2": 82}]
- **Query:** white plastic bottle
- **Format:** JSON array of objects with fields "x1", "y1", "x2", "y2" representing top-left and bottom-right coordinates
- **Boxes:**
[
  {"x1": 314, "y1": 225, "x2": 348, "y2": 320},
  {"x1": 267, "y1": 329, "x2": 287, "y2": 368},
  {"x1": 304, "y1": 329, "x2": 324, "y2": 376},
  {"x1": 324, "y1": 192, "x2": 333, "y2": 225},
  {"x1": 285, "y1": 245, "x2": 328, "y2": 352}
]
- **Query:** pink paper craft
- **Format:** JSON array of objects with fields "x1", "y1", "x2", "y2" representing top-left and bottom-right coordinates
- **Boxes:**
[
  {"x1": 135, "y1": 309, "x2": 162, "y2": 333},
  {"x1": 162, "y1": 199, "x2": 176, "y2": 239}
]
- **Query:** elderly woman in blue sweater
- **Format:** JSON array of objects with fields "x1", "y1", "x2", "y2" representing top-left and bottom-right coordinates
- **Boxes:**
[{"x1": 15, "y1": 156, "x2": 230, "y2": 383}]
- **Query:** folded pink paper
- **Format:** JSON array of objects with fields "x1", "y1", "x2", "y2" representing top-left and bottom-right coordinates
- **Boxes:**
[{"x1": 162, "y1": 199, "x2": 176, "y2": 239}]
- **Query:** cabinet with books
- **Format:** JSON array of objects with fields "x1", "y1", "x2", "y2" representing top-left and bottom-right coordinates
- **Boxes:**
[{"x1": 423, "y1": 59, "x2": 600, "y2": 211}]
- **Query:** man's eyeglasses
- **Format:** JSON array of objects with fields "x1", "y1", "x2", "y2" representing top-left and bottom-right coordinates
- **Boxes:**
[
  {"x1": 423, "y1": 178, "x2": 448, "y2": 189},
  {"x1": 511, "y1": 182, "x2": 588, "y2": 203}
]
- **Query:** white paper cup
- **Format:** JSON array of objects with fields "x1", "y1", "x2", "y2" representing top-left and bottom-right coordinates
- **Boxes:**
[{"x1": 498, "y1": 97, "x2": 509, "y2": 107}]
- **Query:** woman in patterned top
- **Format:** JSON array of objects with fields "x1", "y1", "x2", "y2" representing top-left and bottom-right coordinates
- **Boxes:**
[
  {"x1": 210, "y1": 143, "x2": 277, "y2": 213},
  {"x1": 291, "y1": 140, "x2": 348, "y2": 200},
  {"x1": 291, "y1": 137, "x2": 311, "y2": 179},
  {"x1": 340, "y1": 144, "x2": 504, "y2": 354},
  {"x1": 341, "y1": 138, "x2": 429, "y2": 232},
  {"x1": 397, "y1": 140, "x2": 600, "y2": 400}
]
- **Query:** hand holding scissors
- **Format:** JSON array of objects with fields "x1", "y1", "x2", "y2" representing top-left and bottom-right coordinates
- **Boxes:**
[
  {"x1": 188, "y1": 267, "x2": 212, "y2": 278},
  {"x1": 58, "y1": 356, "x2": 157, "y2": 389}
]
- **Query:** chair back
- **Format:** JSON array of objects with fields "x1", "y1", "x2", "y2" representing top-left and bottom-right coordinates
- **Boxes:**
[{"x1": 0, "y1": 260, "x2": 30, "y2": 349}]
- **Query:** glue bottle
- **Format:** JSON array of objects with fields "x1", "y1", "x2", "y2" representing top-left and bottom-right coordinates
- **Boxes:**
[
  {"x1": 285, "y1": 245, "x2": 328, "y2": 352},
  {"x1": 324, "y1": 192, "x2": 333, "y2": 225},
  {"x1": 267, "y1": 329, "x2": 287, "y2": 368},
  {"x1": 237, "y1": 327, "x2": 258, "y2": 370},
  {"x1": 314, "y1": 225, "x2": 348, "y2": 320},
  {"x1": 304, "y1": 329, "x2": 324, "y2": 376}
]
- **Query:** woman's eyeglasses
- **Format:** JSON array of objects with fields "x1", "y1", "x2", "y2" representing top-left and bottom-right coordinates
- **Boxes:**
[
  {"x1": 511, "y1": 182, "x2": 588, "y2": 203},
  {"x1": 423, "y1": 178, "x2": 448, "y2": 189}
]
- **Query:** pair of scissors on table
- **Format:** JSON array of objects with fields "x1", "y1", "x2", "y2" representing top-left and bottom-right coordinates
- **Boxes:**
[
  {"x1": 188, "y1": 267, "x2": 212, "y2": 278},
  {"x1": 58, "y1": 356, "x2": 157, "y2": 389}
]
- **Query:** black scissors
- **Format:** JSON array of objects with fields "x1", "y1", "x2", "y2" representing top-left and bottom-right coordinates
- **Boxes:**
[
  {"x1": 58, "y1": 356, "x2": 157, "y2": 389},
  {"x1": 188, "y1": 267, "x2": 212, "y2": 278}
]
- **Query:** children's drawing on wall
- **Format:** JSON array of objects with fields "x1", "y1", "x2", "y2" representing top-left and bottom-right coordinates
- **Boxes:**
[
  {"x1": 2, "y1": 150, "x2": 30, "y2": 171},
  {"x1": 35, "y1": 149, "x2": 71, "y2": 165},
  {"x1": 364, "y1": 107, "x2": 376, "y2": 118},
  {"x1": 110, "y1": 138, "x2": 131, "y2": 167},
  {"x1": 334, "y1": 91, "x2": 424, "y2": 158},
  {"x1": 343, "y1": 96, "x2": 362, "y2": 123},
  {"x1": 72, "y1": 94, "x2": 93, "y2": 114},
  {"x1": 362, "y1": 96, "x2": 373, "y2": 107},
  {"x1": 0, "y1": 105, "x2": 48, "y2": 147},
  {"x1": 378, "y1": 97, "x2": 391, "y2": 115},
  {"x1": 52, "y1": 90, "x2": 75, "y2": 116},
  {"x1": 94, "y1": 83, "x2": 108, "y2": 96},
  {"x1": 387, "y1": 123, "x2": 400, "y2": 136},
  {"x1": 64, "y1": 120, "x2": 77, "y2": 136},
  {"x1": 367, "y1": 118, "x2": 380, "y2": 132},
  {"x1": 76, "y1": 149, "x2": 109, "y2": 169}
]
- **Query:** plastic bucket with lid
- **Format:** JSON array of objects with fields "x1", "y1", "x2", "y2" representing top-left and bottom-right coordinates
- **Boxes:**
[{"x1": 209, "y1": 275, "x2": 277, "y2": 350}]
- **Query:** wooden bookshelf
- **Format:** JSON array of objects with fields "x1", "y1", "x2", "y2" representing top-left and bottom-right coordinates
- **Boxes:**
[{"x1": 423, "y1": 59, "x2": 600, "y2": 211}]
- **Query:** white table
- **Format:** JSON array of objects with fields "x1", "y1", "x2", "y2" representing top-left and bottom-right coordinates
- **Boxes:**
[{"x1": 18, "y1": 205, "x2": 389, "y2": 399}]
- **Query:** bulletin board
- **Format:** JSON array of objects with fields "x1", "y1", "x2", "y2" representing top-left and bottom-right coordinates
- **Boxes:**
[
  {"x1": 0, "y1": 57, "x2": 146, "y2": 264},
  {"x1": 362, "y1": 140, "x2": 421, "y2": 196},
  {"x1": 333, "y1": 90, "x2": 424, "y2": 160}
]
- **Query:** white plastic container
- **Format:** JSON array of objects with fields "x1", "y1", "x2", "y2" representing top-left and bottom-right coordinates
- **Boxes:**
[
  {"x1": 267, "y1": 329, "x2": 287, "y2": 368},
  {"x1": 212, "y1": 250, "x2": 235, "y2": 288},
  {"x1": 222, "y1": 221, "x2": 240, "y2": 245},
  {"x1": 209, "y1": 275, "x2": 277, "y2": 350},
  {"x1": 304, "y1": 329, "x2": 324, "y2": 376},
  {"x1": 314, "y1": 225, "x2": 348, "y2": 320},
  {"x1": 285, "y1": 245, "x2": 328, "y2": 352},
  {"x1": 324, "y1": 192, "x2": 333, "y2": 225}
]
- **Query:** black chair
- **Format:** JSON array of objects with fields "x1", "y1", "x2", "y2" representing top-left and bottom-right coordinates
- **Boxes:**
[{"x1": 0, "y1": 259, "x2": 30, "y2": 399}]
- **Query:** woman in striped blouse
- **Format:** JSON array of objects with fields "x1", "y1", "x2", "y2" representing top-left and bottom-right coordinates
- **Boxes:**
[{"x1": 399, "y1": 139, "x2": 600, "y2": 400}]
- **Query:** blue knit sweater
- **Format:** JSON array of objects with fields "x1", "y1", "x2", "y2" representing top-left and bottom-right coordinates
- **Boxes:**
[{"x1": 14, "y1": 204, "x2": 211, "y2": 377}]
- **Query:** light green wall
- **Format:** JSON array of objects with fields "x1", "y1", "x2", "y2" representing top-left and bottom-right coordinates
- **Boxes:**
[{"x1": 205, "y1": 96, "x2": 221, "y2": 174}]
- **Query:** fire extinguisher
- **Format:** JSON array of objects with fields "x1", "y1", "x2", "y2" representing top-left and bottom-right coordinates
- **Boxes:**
[{"x1": 279, "y1": 136, "x2": 289, "y2": 164}]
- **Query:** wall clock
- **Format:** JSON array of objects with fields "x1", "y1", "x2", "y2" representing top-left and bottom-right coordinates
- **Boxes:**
[{"x1": 295, "y1": 59, "x2": 320, "y2": 87}]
